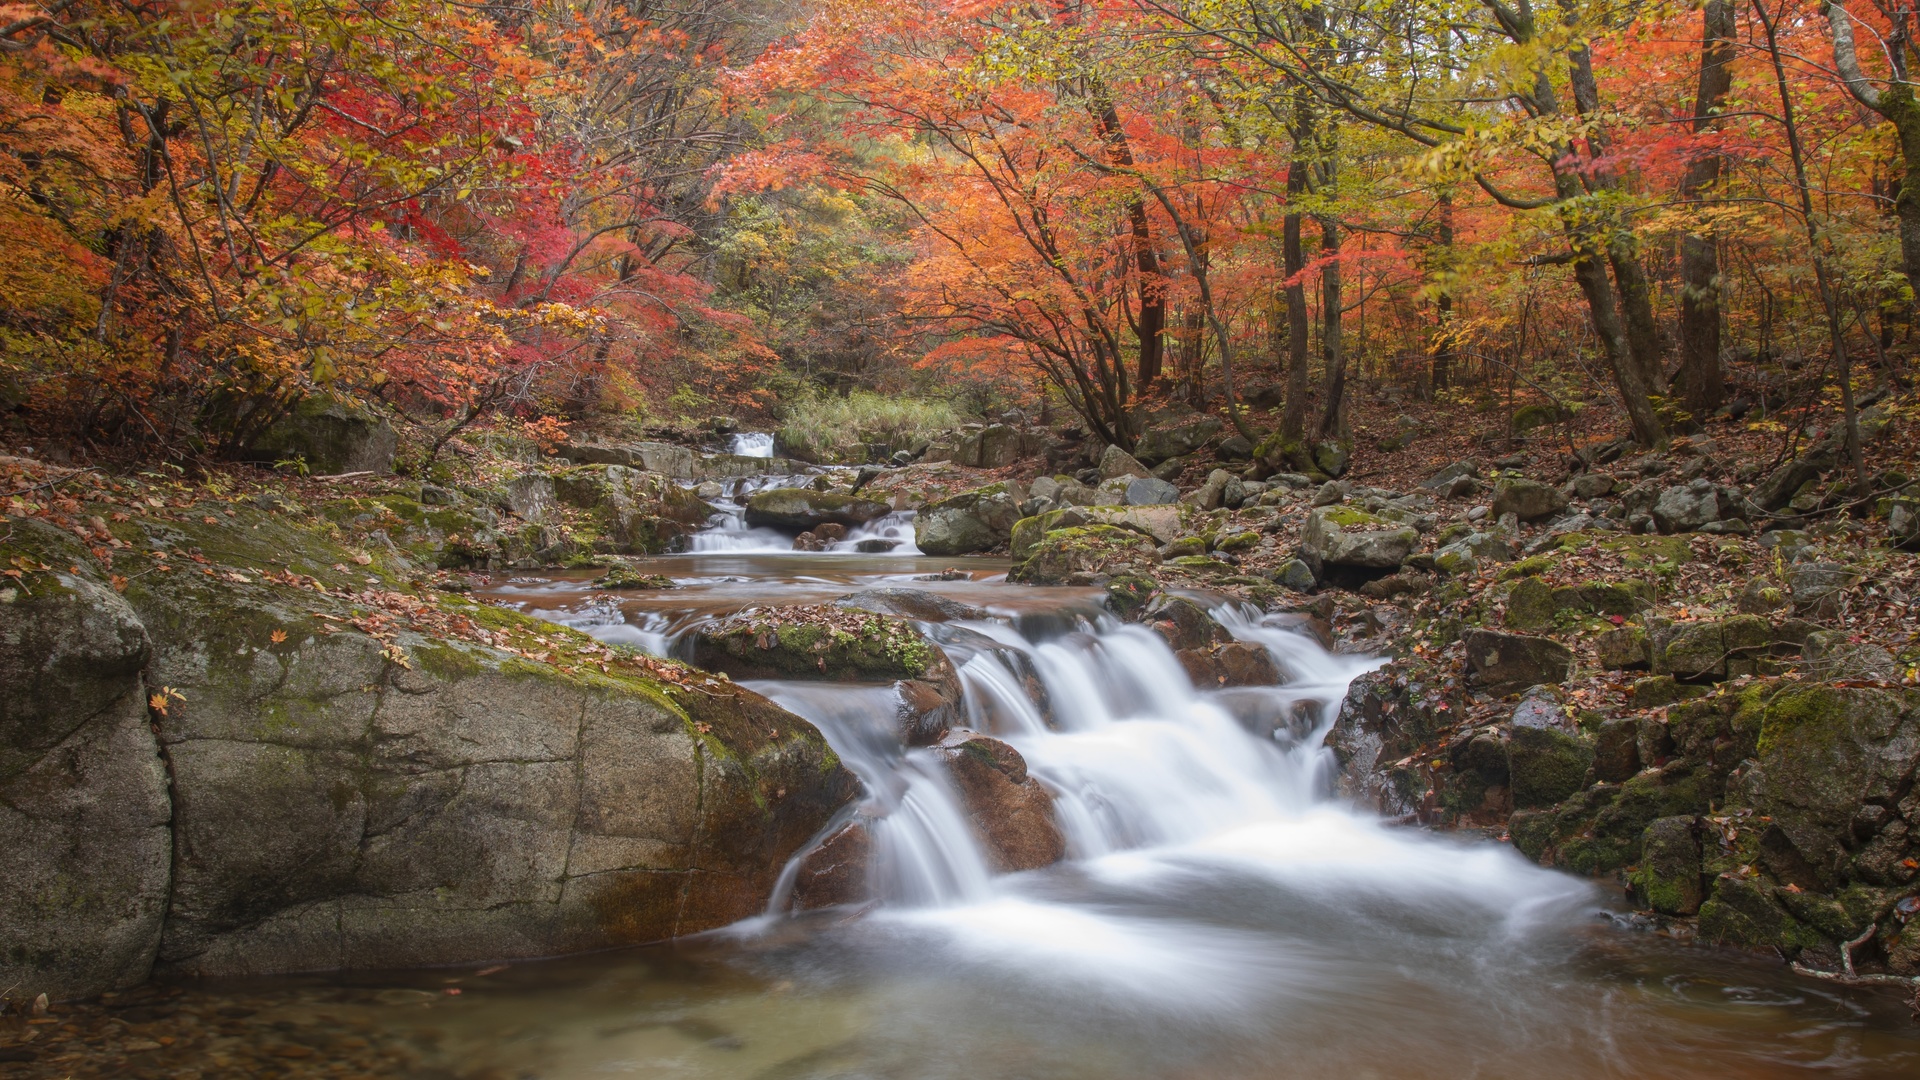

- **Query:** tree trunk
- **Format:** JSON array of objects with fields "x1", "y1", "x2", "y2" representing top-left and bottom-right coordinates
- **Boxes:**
[
  {"x1": 1282, "y1": 161, "x2": 1311, "y2": 443},
  {"x1": 1676, "y1": 0, "x2": 1735, "y2": 416},
  {"x1": 1429, "y1": 192, "x2": 1456, "y2": 395},
  {"x1": 1608, "y1": 242, "x2": 1667, "y2": 397},
  {"x1": 1570, "y1": 240, "x2": 1667, "y2": 446},
  {"x1": 1317, "y1": 213, "x2": 1346, "y2": 439}
]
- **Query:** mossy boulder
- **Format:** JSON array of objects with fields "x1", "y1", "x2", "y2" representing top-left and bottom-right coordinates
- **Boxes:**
[
  {"x1": 1300, "y1": 505, "x2": 1418, "y2": 571},
  {"x1": 744, "y1": 488, "x2": 890, "y2": 531},
  {"x1": 1654, "y1": 615, "x2": 1773, "y2": 681},
  {"x1": 247, "y1": 394, "x2": 397, "y2": 475},
  {"x1": 4, "y1": 504, "x2": 857, "y2": 987},
  {"x1": 1504, "y1": 577, "x2": 1653, "y2": 631},
  {"x1": 1698, "y1": 875, "x2": 1826, "y2": 950},
  {"x1": 1632, "y1": 816, "x2": 1705, "y2": 915},
  {"x1": 915, "y1": 482, "x2": 1023, "y2": 556},
  {"x1": 1508, "y1": 726, "x2": 1594, "y2": 808},
  {"x1": 1462, "y1": 629, "x2": 1572, "y2": 695},
  {"x1": 687, "y1": 604, "x2": 950, "y2": 686},
  {"x1": 1009, "y1": 524, "x2": 1160, "y2": 584},
  {"x1": 551, "y1": 464, "x2": 714, "y2": 554}
]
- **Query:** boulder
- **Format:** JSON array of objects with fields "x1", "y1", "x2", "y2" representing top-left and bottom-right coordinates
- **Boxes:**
[
  {"x1": 930, "y1": 730, "x2": 1065, "y2": 872},
  {"x1": 1125, "y1": 476, "x2": 1179, "y2": 506},
  {"x1": 833, "y1": 587, "x2": 989, "y2": 623},
  {"x1": 1273, "y1": 559, "x2": 1317, "y2": 591},
  {"x1": 744, "y1": 488, "x2": 891, "y2": 531},
  {"x1": 1788, "y1": 561, "x2": 1856, "y2": 617},
  {"x1": 1181, "y1": 468, "x2": 1233, "y2": 510},
  {"x1": 1178, "y1": 641, "x2": 1282, "y2": 688},
  {"x1": 1508, "y1": 726, "x2": 1594, "y2": 809},
  {"x1": 1, "y1": 545, "x2": 170, "y2": 1002},
  {"x1": 1490, "y1": 477, "x2": 1568, "y2": 522},
  {"x1": 1142, "y1": 594, "x2": 1231, "y2": 652},
  {"x1": 1312, "y1": 440, "x2": 1350, "y2": 478},
  {"x1": 1888, "y1": 498, "x2": 1920, "y2": 550},
  {"x1": 1503, "y1": 577, "x2": 1652, "y2": 631},
  {"x1": 1651, "y1": 479, "x2": 1737, "y2": 533},
  {"x1": 1133, "y1": 417, "x2": 1222, "y2": 464},
  {"x1": 504, "y1": 472, "x2": 559, "y2": 524},
  {"x1": 914, "y1": 482, "x2": 1024, "y2": 556},
  {"x1": 551, "y1": 465, "x2": 715, "y2": 554},
  {"x1": 1462, "y1": 629, "x2": 1572, "y2": 695},
  {"x1": 1011, "y1": 505, "x2": 1182, "y2": 560},
  {"x1": 955, "y1": 424, "x2": 1024, "y2": 469},
  {"x1": 1096, "y1": 444, "x2": 1151, "y2": 481},
  {"x1": 565, "y1": 439, "x2": 696, "y2": 479},
  {"x1": 1632, "y1": 816, "x2": 1704, "y2": 916},
  {"x1": 687, "y1": 604, "x2": 954, "y2": 686},
  {"x1": 1593, "y1": 717, "x2": 1641, "y2": 783},
  {"x1": 1419, "y1": 460, "x2": 1480, "y2": 491},
  {"x1": 1595, "y1": 626, "x2": 1650, "y2": 671},
  {"x1": 1655, "y1": 615, "x2": 1772, "y2": 681},
  {"x1": 1009, "y1": 525, "x2": 1159, "y2": 585},
  {"x1": 1300, "y1": 506, "x2": 1419, "y2": 572},
  {"x1": 18, "y1": 508, "x2": 862, "y2": 982},
  {"x1": 248, "y1": 394, "x2": 398, "y2": 475}
]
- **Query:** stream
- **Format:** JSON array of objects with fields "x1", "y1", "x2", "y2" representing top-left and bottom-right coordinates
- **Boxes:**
[{"x1": 180, "y1": 468, "x2": 1920, "y2": 1077}]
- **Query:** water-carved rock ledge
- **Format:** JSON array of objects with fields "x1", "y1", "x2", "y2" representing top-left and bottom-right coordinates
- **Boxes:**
[{"x1": 0, "y1": 512, "x2": 857, "y2": 1000}]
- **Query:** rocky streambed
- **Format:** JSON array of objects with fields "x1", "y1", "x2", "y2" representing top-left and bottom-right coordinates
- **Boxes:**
[{"x1": 4, "y1": 450, "x2": 1920, "y2": 1078}]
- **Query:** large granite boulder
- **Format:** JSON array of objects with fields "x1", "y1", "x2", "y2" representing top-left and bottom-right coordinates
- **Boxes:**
[
  {"x1": 914, "y1": 482, "x2": 1023, "y2": 556},
  {"x1": 1, "y1": 525, "x2": 171, "y2": 1002},
  {"x1": 744, "y1": 488, "x2": 891, "y2": 531},
  {"x1": 3, "y1": 505, "x2": 859, "y2": 990},
  {"x1": 248, "y1": 395, "x2": 398, "y2": 475},
  {"x1": 1008, "y1": 525, "x2": 1160, "y2": 585}
]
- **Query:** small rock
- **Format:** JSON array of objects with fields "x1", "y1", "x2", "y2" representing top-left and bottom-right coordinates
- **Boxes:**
[
  {"x1": 1217, "y1": 435, "x2": 1254, "y2": 460},
  {"x1": 1311, "y1": 481, "x2": 1348, "y2": 507},
  {"x1": 1097, "y1": 444, "x2": 1151, "y2": 481},
  {"x1": 1273, "y1": 559, "x2": 1317, "y2": 591}
]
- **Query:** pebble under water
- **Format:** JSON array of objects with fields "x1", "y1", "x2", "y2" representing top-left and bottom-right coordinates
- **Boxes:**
[{"x1": 14, "y1": 544, "x2": 1915, "y2": 1079}]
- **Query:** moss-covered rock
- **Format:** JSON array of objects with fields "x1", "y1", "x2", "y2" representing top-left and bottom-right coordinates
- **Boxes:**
[
  {"x1": 687, "y1": 604, "x2": 949, "y2": 685},
  {"x1": 1698, "y1": 875, "x2": 1826, "y2": 950},
  {"x1": 915, "y1": 482, "x2": 1023, "y2": 556},
  {"x1": 4, "y1": 500, "x2": 857, "y2": 986},
  {"x1": 1631, "y1": 816, "x2": 1704, "y2": 915},
  {"x1": 1301, "y1": 505, "x2": 1418, "y2": 571},
  {"x1": 246, "y1": 394, "x2": 397, "y2": 475},
  {"x1": 1508, "y1": 726, "x2": 1594, "y2": 808},
  {"x1": 1009, "y1": 524, "x2": 1159, "y2": 585}
]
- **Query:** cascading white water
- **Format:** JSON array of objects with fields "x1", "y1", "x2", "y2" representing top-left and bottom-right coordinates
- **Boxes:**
[
  {"x1": 729, "y1": 431, "x2": 776, "y2": 457},
  {"x1": 690, "y1": 473, "x2": 924, "y2": 554}
]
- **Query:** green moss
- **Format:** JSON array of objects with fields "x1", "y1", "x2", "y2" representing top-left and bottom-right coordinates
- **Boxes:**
[{"x1": 1319, "y1": 506, "x2": 1392, "y2": 529}]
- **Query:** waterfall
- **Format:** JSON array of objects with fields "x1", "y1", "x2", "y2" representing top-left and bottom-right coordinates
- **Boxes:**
[
  {"x1": 756, "y1": 611, "x2": 1384, "y2": 908},
  {"x1": 729, "y1": 431, "x2": 776, "y2": 457}
]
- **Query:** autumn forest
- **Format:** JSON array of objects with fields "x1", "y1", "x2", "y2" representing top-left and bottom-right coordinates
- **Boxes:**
[{"x1": 0, "y1": 0, "x2": 1912, "y2": 462}]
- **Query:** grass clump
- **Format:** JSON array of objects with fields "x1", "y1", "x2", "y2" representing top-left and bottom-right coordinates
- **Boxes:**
[{"x1": 775, "y1": 389, "x2": 964, "y2": 463}]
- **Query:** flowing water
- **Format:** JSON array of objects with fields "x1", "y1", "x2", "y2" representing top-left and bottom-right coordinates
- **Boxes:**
[{"x1": 165, "y1": 492, "x2": 1920, "y2": 1077}]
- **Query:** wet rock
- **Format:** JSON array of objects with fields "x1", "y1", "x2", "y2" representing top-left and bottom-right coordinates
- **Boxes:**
[
  {"x1": 931, "y1": 730, "x2": 1065, "y2": 872},
  {"x1": 744, "y1": 488, "x2": 891, "y2": 531},
  {"x1": 1143, "y1": 594, "x2": 1230, "y2": 652},
  {"x1": 1, "y1": 541, "x2": 169, "y2": 1002},
  {"x1": 1300, "y1": 506, "x2": 1418, "y2": 573},
  {"x1": 896, "y1": 678, "x2": 964, "y2": 746},
  {"x1": 247, "y1": 394, "x2": 397, "y2": 475},
  {"x1": 834, "y1": 587, "x2": 988, "y2": 623},
  {"x1": 1462, "y1": 629, "x2": 1572, "y2": 695},
  {"x1": 1698, "y1": 874, "x2": 1823, "y2": 950},
  {"x1": 1509, "y1": 686, "x2": 1571, "y2": 731},
  {"x1": 1490, "y1": 477, "x2": 1567, "y2": 522},
  {"x1": 1133, "y1": 417, "x2": 1221, "y2": 464},
  {"x1": 593, "y1": 567, "x2": 675, "y2": 590},
  {"x1": 1632, "y1": 816, "x2": 1704, "y2": 915},
  {"x1": 790, "y1": 819, "x2": 871, "y2": 910},
  {"x1": 1178, "y1": 642, "x2": 1283, "y2": 688},
  {"x1": 915, "y1": 482, "x2": 1024, "y2": 556},
  {"x1": 1125, "y1": 476, "x2": 1179, "y2": 506},
  {"x1": 1097, "y1": 444, "x2": 1151, "y2": 481}
]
